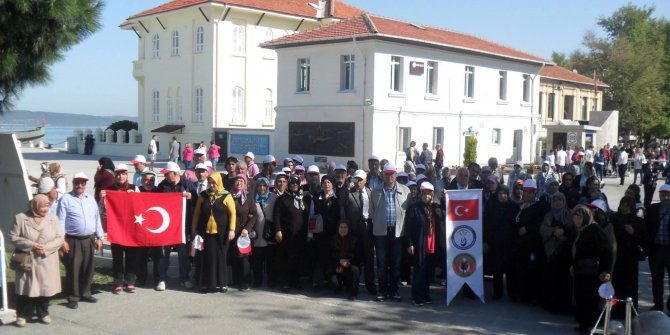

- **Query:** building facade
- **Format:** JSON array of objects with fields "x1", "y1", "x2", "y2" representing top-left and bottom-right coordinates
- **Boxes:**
[{"x1": 264, "y1": 14, "x2": 549, "y2": 168}]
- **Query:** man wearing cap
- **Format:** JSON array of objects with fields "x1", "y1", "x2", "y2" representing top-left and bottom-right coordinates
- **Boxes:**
[
  {"x1": 194, "y1": 163, "x2": 210, "y2": 195},
  {"x1": 37, "y1": 177, "x2": 60, "y2": 215},
  {"x1": 303, "y1": 165, "x2": 321, "y2": 196},
  {"x1": 333, "y1": 164, "x2": 348, "y2": 196},
  {"x1": 292, "y1": 155, "x2": 304, "y2": 168},
  {"x1": 149, "y1": 135, "x2": 158, "y2": 171},
  {"x1": 57, "y1": 172, "x2": 104, "y2": 309},
  {"x1": 255, "y1": 155, "x2": 277, "y2": 181},
  {"x1": 340, "y1": 169, "x2": 376, "y2": 295},
  {"x1": 155, "y1": 162, "x2": 197, "y2": 291},
  {"x1": 370, "y1": 163, "x2": 410, "y2": 302},
  {"x1": 244, "y1": 152, "x2": 259, "y2": 178},
  {"x1": 366, "y1": 155, "x2": 383, "y2": 191},
  {"x1": 131, "y1": 155, "x2": 149, "y2": 186},
  {"x1": 507, "y1": 161, "x2": 526, "y2": 188},
  {"x1": 645, "y1": 184, "x2": 670, "y2": 311}
]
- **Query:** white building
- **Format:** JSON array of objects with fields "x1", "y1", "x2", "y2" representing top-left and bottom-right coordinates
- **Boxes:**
[
  {"x1": 263, "y1": 14, "x2": 550, "y2": 168},
  {"x1": 119, "y1": 0, "x2": 363, "y2": 159}
]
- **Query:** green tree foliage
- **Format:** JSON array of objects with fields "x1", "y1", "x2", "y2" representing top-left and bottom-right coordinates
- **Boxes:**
[
  {"x1": 0, "y1": 0, "x2": 104, "y2": 114},
  {"x1": 107, "y1": 120, "x2": 137, "y2": 143},
  {"x1": 463, "y1": 135, "x2": 477, "y2": 167},
  {"x1": 551, "y1": 52, "x2": 572, "y2": 69},
  {"x1": 570, "y1": 5, "x2": 668, "y2": 142}
]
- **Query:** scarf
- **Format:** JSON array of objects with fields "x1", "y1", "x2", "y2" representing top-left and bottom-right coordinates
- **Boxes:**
[
  {"x1": 255, "y1": 177, "x2": 270, "y2": 208},
  {"x1": 232, "y1": 173, "x2": 248, "y2": 205},
  {"x1": 550, "y1": 193, "x2": 571, "y2": 226},
  {"x1": 30, "y1": 194, "x2": 50, "y2": 222},
  {"x1": 207, "y1": 172, "x2": 229, "y2": 204},
  {"x1": 286, "y1": 188, "x2": 305, "y2": 210},
  {"x1": 423, "y1": 202, "x2": 434, "y2": 236}
]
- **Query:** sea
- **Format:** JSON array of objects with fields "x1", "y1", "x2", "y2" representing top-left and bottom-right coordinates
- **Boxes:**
[{"x1": 0, "y1": 126, "x2": 104, "y2": 148}]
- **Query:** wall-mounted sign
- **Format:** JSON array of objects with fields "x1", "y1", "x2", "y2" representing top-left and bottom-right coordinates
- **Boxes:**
[
  {"x1": 567, "y1": 132, "x2": 578, "y2": 144},
  {"x1": 230, "y1": 134, "x2": 270, "y2": 155},
  {"x1": 289, "y1": 122, "x2": 355, "y2": 157},
  {"x1": 410, "y1": 61, "x2": 425, "y2": 75}
]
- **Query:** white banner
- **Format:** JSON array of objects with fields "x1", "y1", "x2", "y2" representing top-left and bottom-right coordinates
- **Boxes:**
[{"x1": 445, "y1": 189, "x2": 484, "y2": 305}]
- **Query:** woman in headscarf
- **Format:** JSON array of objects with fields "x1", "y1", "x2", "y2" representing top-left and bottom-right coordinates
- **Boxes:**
[
  {"x1": 191, "y1": 172, "x2": 236, "y2": 293},
  {"x1": 535, "y1": 161, "x2": 556, "y2": 197},
  {"x1": 539, "y1": 192, "x2": 575, "y2": 313},
  {"x1": 10, "y1": 195, "x2": 64, "y2": 327},
  {"x1": 570, "y1": 205, "x2": 613, "y2": 335},
  {"x1": 483, "y1": 185, "x2": 519, "y2": 300},
  {"x1": 624, "y1": 184, "x2": 645, "y2": 218},
  {"x1": 229, "y1": 173, "x2": 256, "y2": 291},
  {"x1": 482, "y1": 175, "x2": 499, "y2": 209},
  {"x1": 94, "y1": 156, "x2": 115, "y2": 203},
  {"x1": 611, "y1": 196, "x2": 647, "y2": 318},
  {"x1": 252, "y1": 177, "x2": 278, "y2": 287},
  {"x1": 310, "y1": 174, "x2": 340, "y2": 290},
  {"x1": 330, "y1": 219, "x2": 359, "y2": 300},
  {"x1": 48, "y1": 162, "x2": 67, "y2": 194},
  {"x1": 579, "y1": 176, "x2": 609, "y2": 209},
  {"x1": 273, "y1": 175, "x2": 309, "y2": 293},
  {"x1": 559, "y1": 172, "x2": 580, "y2": 209}
]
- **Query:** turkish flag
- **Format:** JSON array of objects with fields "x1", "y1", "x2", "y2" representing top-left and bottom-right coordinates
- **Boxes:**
[
  {"x1": 447, "y1": 199, "x2": 479, "y2": 221},
  {"x1": 105, "y1": 191, "x2": 185, "y2": 247}
]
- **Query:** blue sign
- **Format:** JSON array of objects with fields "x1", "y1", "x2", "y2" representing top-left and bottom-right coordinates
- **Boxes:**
[{"x1": 230, "y1": 134, "x2": 270, "y2": 155}]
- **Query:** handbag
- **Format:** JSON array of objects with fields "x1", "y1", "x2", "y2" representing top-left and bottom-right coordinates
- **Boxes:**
[
  {"x1": 308, "y1": 214, "x2": 323, "y2": 233},
  {"x1": 263, "y1": 220, "x2": 276, "y2": 242},
  {"x1": 573, "y1": 258, "x2": 599, "y2": 277},
  {"x1": 147, "y1": 144, "x2": 152, "y2": 154},
  {"x1": 248, "y1": 230, "x2": 257, "y2": 240},
  {"x1": 9, "y1": 250, "x2": 32, "y2": 272}
]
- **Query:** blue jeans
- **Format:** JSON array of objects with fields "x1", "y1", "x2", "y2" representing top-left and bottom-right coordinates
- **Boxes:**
[
  {"x1": 374, "y1": 228, "x2": 402, "y2": 297},
  {"x1": 595, "y1": 164, "x2": 604, "y2": 180},
  {"x1": 157, "y1": 244, "x2": 191, "y2": 283},
  {"x1": 210, "y1": 158, "x2": 219, "y2": 170},
  {"x1": 633, "y1": 169, "x2": 643, "y2": 185}
]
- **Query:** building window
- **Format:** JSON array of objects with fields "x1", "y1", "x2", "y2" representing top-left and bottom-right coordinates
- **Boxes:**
[
  {"x1": 176, "y1": 89, "x2": 183, "y2": 122},
  {"x1": 398, "y1": 127, "x2": 411, "y2": 151},
  {"x1": 522, "y1": 74, "x2": 531, "y2": 102},
  {"x1": 195, "y1": 26, "x2": 204, "y2": 53},
  {"x1": 390, "y1": 56, "x2": 403, "y2": 92},
  {"x1": 166, "y1": 90, "x2": 174, "y2": 122},
  {"x1": 499, "y1": 71, "x2": 507, "y2": 100},
  {"x1": 171, "y1": 30, "x2": 180, "y2": 56},
  {"x1": 548, "y1": 93, "x2": 555, "y2": 120},
  {"x1": 464, "y1": 66, "x2": 475, "y2": 98},
  {"x1": 152, "y1": 90, "x2": 160, "y2": 122},
  {"x1": 232, "y1": 86, "x2": 245, "y2": 123},
  {"x1": 233, "y1": 25, "x2": 245, "y2": 54},
  {"x1": 297, "y1": 58, "x2": 310, "y2": 92},
  {"x1": 152, "y1": 34, "x2": 160, "y2": 58},
  {"x1": 492, "y1": 128, "x2": 501, "y2": 145},
  {"x1": 433, "y1": 127, "x2": 444, "y2": 147},
  {"x1": 265, "y1": 29, "x2": 274, "y2": 57},
  {"x1": 194, "y1": 88, "x2": 203, "y2": 122},
  {"x1": 426, "y1": 61, "x2": 438, "y2": 95},
  {"x1": 340, "y1": 54, "x2": 355, "y2": 91},
  {"x1": 581, "y1": 97, "x2": 589, "y2": 120},
  {"x1": 593, "y1": 98, "x2": 599, "y2": 111},
  {"x1": 538, "y1": 92, "x2": 543, "y2": 117},
  {"x1": 264, "y1": 89, "x2": 273, "y2": 125}
]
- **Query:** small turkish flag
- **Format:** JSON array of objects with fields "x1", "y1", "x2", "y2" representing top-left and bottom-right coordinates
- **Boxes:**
[
  {"x1": 105, "y1": 191, "x2": 185, "y2": 247},
  {"x1": 447, "y1": 199, "x2": 479, "y2": 221}
]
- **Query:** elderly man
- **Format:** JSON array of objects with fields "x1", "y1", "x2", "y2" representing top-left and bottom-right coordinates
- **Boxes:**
[
  {"x1": 333, "y1": 164, "x2": 348, "y2": 195},
  {"x1": 507, "y1": 161, "x2": 526, "y2": 188},
  {"x1": 341, "y1": 169, "x2": 376, "y2": 295},
  {"x1": 155, "y1": 162, "x2": 196, "y2": 291},
  {"x1": 37, "y1": 177, "x2": 60, "y2": 215},
  {"x1": 370, "y1": 163, "x2": 410, "y2": 302},
  {"x1": 488, "y1": 157, "x2": 505, "y2": 185},
  {"x1": 131, "y1": 154, "x2": 149, "y2": 186},
  {"x1": 366, "y1": 155, "x2": 383, "y2": 191},
  {"x1": 57, "y1": 172, "x2": 104, "y2": 309}
]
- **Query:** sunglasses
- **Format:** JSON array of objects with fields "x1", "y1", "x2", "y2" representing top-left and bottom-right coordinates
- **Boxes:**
[{"x1": 73, "y1": 180, "x2": 87, "y2": 185}]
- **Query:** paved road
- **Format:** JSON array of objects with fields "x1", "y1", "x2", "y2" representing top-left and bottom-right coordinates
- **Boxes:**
[{"x1": 0, "y1": 148, "x2": 660, "y2": 334}]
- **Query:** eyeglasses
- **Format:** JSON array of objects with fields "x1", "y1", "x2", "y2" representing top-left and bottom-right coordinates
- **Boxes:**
[{"x1": 73, "y1": 180, "x2": 87, "y2": 185}]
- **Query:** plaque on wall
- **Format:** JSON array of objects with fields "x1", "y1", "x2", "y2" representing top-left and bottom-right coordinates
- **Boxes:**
[
  {"x1": 289, "y1": 122, "x2": 355, "y2": 157},
  {"x1": 230, "y1": 134, "x2": 270, "y2": 155}
]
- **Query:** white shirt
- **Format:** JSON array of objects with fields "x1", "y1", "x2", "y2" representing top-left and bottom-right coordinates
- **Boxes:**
[
  {"x1": 617, "y1": 150, "x2": 629, "y2": 166},
  {"x1": 566, "y1": 149, "x2": 575, "y2": 162},
  {"x1": 547, "y1": 153, "x2": 556, "y2": 167},
  {"x1": 585, "y1": 149, "x2": 594, "y2": 163},
  {"x1": 556, "y1": 150, "x2": 567, "y2": 166}
]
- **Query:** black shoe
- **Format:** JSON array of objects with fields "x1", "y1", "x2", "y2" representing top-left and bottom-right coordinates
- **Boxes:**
[
  {"x1": 413, "y1": 299, "x2": 424, "y2": 307},
  {"x1": 375, "y1": 294, "x2": 386, "y2": 302},
  {"x1": 66, "y1": 301, "x2": 79, "y2": 309},
  {"x1": 366, "y1": 287, "x2": 378, "y2": 296},
  {"x1": 282, "y1": 286, "x2": 291, "y2": 293},
  {"x1": 81, "y1": 296, "x2": 98, "y2": 303},
  {"x1": 650, "y1": 304, "x2": 664, "y2": 311},
  {"x1": 423, "y1": 296, "x2": 433, "y2": 304},
  {"x1": 348, "y1": 295, "x2": 356, "y2": 301},
  {"x1": 391, "y1": 293, "x2": 402, "y2": 302}
]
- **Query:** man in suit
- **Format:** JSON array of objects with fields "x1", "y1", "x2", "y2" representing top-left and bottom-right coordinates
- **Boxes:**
[
  {"x1": 340, "y1": 169, "x2": 375, "y2": 295},
  {"x1": 646, "y1": 184, "x2": 670, "y2": 312}
]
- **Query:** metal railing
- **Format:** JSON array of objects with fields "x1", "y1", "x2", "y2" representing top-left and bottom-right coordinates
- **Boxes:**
[
  {"x1": 591, "y1": 297, "x2": 637, "y2": 335},
  {"x1": 0, "y1": 229, "x2": 17, "y2": 324}
]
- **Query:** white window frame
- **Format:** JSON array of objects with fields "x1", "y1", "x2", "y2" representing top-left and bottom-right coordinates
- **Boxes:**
[
  {"x1": 166, "y1": 90, "x2": 174, "y2": 122},
  {"x1": 581, "y1": 97, "x2": 589, "y2": 120},
  {"x1": 340, "y1": 54, "x2": 355, "y2": 91},
  {"x1": 390, "y1": 56, "x2": 403, "y2": 92},
  {"x1": 499, "y1": 71, "x2": 507, "y2": 101},
  {"x1": 426, "y1": 61, "x2": 438, "y2": 95},
  {"x1": 548, "y1": 92, "x2": 555, "y2": 120},
  {"x1": 433, "y1": 127, "x2": 444, "y2": 147},
  {"x1": 297, "y1": 58, "x2": 310, "y2": 92},
  {"x1": 522, "y1": 74, "x2": 531, "y2": 102},
  {"x1": 152, "y1": 34, "x2": 160, "y2": 59},
  {"x1": 195, "y1": 26, "x2": 204, "y2": 53},
  {"x1": 264, "y1": 89, "x2": 273, "y2": 125},
  {"x1": 264, "y1": 29, "x2": 274, "y2": 58},
  {"x1": 464, "y1": 66, "x2": 475, "y2": 98},
  {"x1": 492, "y1": 128, "x2": 501, "y2": 145},
  {"x1": 176, "y1": 90, "x2": 183, "y2": 122},
  {"x1": 194, "y1": 87, "x2": 203, "y2": 122},
  {"x1": 398, "y1": 127, "x2": 411, "y2": 152},
  {"x1": 171, "y1": 30, "x2": 180, "y2": 56},
  {"x1": 152, "y1": 90, "x2": 160, "y2": 122},
  {"x1": 233, "y1": 25, "x2": 245, "y2": 54},
  {"x1": 232, "y1": 86, "x2": 245, "y2": 123}
]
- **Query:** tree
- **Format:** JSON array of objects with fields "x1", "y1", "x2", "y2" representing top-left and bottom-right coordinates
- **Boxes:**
[
  {"x1": 463, "y1": 135, "x2": 477, "y2": 167},
  {"x1": 551, "y1": 51, "x2": 572, "y2": 69},
  {"x1": 0, "y1": 0, "x2": 104, "y2": 114}
]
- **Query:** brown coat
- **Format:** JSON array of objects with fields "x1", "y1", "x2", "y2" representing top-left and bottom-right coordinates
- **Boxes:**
[{"x1": 10, "y1": 212, "x2": 64, "y2": 297}]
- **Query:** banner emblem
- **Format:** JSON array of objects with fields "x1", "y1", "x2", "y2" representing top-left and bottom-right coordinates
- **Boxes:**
[
  {"x1": 451, "y1": 225, "x2": 476, "y2": 250},
  {"x1": 452, "y1": 253, "x2": 477, "y2": 277}
]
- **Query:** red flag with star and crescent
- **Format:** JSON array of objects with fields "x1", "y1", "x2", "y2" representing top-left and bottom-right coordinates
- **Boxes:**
[
  {"x1": 105, "y1": 191, "x2": 185, "y2": 247},
  {"x1": 447, "y1": 199, "x2": 479, "y2": 221}
]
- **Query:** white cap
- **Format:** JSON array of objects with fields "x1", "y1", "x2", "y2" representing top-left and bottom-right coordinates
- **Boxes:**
[
  {"x1": 368, "y1": 155, "x2": 380, "y2": 161},
  {"x1": 195, "y1": 163, "x2": 208, "y2": 170},
  {"x1": 37, "y1": 177, "x2": 55, "y2": 194},
  {"x1": 335, "y1": 164, "x2": 347, "y2": 171},
  {"x1": 263, "y1": 155, "x2": 277, "y2": 164},
  {"x1": 514, "y1": 161, "x2": 523, "y2": 167},
  {"x1": 307, "y1": 165, "x2": 320, "y2": 174},
  {"x1": 131, "y1": 155, "x2": 146, "y2": 164},
  {"x1": 660, "y1": 184, "x2": 670, "y2": 193},
  {"x1": 204, "y1": 161, "x2": 213, "y2": 168},
  {"x1": 292, "y1": 155, "x2": 304, "y2": 163},
  {"x1": 244, "y1": 152, "x2": 255, "y2": 160},
  {"x1": 383, "y1": 163, "x2": 396, "y2": 174},
  {"x1": 416, "y1": 174, "x2": 427, "y2": 181},
  {"x1": 406, "y1": 181, "x2": 417, "y2": 187},
  {"x1": 587, "y1": 199, "x2": 607, "y2": 212},
  {"x1": 294, "y1": 165, "x2": 305, "y2": 172},
  {"x1": 194, "y1": 148, "x2": 206, "y2": 155},
  {"x1": 282, "y1": 167, "x2": 292, "y2": 173},
  {"x1": 522, "y1": 179, "x2": 537, "y2": 190},
  {"x1": 420, "y1": 182, "x2": 434, "y2": 192},
  {"x1": 160, "y1": 161, "x2": 181, "y2": 174},
  {"x1": 416, "y1": 163, "x2": 426, "y2": 170},
  {"x1": 73, "y1": 172, "x2": 89, "y2": 181},
  {"x1": 115, "y1": 163, "x2": 129, "y2": 173},
  {"x1": 353, "y1": 169, "x2": 367, "y2": 180}
]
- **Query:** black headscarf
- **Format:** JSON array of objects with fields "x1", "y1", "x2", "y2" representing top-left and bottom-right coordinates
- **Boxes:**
[{"x1": 98, "y1": 156, "x2": 115, "y2": 171}]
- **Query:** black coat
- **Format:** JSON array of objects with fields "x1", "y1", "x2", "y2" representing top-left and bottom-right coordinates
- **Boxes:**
[
  {"x1": 644, "y1": 203, "x2": 670, "y2": 256},
  {"x1": 572, "y1": 223, "x2": 613, "y2": 276},
  {"x1": 404, "y1": 202, "x2": 446, "y2": 267}
]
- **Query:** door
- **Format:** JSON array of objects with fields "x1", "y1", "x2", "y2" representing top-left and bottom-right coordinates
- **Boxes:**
[
  {"x1": 553, "y1": 132, "x2": 567, "y2": 151},
  {"x1": 513, "y1": 130, "x2": 523, "y2": 162},
  {"x1": 213, "y1": 131, "x2": 228, "y2": 163}
]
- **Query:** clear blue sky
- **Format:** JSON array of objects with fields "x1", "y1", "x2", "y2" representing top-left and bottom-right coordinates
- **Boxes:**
[{"x1": 14, "y1": 0, "x2": 670, "y2": 117}]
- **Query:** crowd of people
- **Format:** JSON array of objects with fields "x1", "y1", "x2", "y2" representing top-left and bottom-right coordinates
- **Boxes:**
[{"x1": 9, "y1": 139, "x2": 670, "y2": 334}]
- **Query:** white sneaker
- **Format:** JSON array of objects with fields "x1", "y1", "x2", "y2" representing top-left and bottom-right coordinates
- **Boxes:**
[
  {"x1": 40, "y1": 315, "x2": 52, "y2": 324},
  {"x1": 181, "y1": 280, "x2": 194, "y2": 289},
  {"x1": 15, "y1": 317, "x2": 26, "y2": 327},
  {"x1": 156, "y1": 281, "x2": 166, "y2": 291}
]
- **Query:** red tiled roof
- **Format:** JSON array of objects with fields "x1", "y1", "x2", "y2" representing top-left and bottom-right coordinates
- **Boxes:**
[
  {"x1": 127, "y1": 0, "x2": 364, "y2": 20},
  {"x1": 540, "y1": 65, "x2": 609, "y2": 87},
  {"x1": 263, "y1": 14, "x2": 548, "y2": 64}
]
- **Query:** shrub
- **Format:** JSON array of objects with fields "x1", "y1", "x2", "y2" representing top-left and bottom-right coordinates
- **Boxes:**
[{"x1": 463, "y1": 135, "x2": 478, "y2": 167}]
